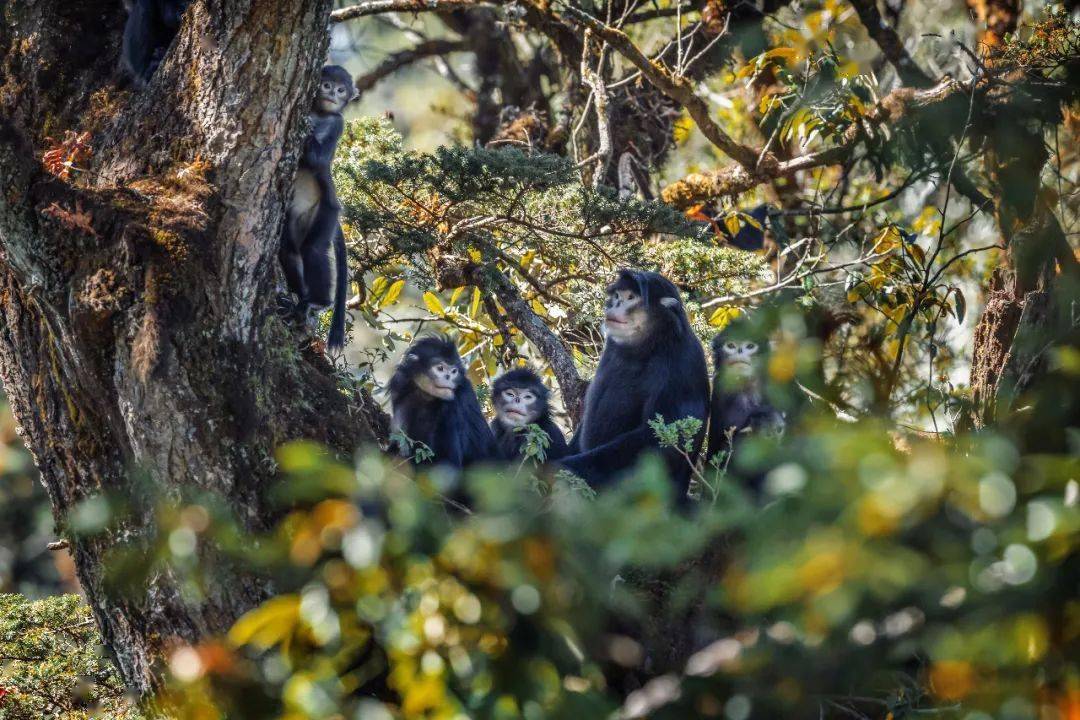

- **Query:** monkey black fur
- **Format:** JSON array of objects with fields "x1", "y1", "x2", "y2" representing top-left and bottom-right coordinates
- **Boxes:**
[
  {"x1": 717, "y1": 204, "x2": 770, "y2": 251},
  {"x1": 708, "y1": 326, "x2": 785, "y2": 493},
  {"x1": 280, "y1": 65, "x2": 356, "y2": 352},
  {"x1": 121, "y1": 0, "x2": 191, "y2": 86},
  {"x1": 389, "y1": 337, "x2": 497, "y2": 468},
  {"x1": 490, "y1": 367, "x2": 568, "y2": 462},
  {"x1": 561, "y1": 270, "x2": 710, "y2": 500}
]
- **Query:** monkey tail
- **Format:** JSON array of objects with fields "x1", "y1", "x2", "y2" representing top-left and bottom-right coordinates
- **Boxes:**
[{"x1": 327, "y1": 227, "x2": 348, "y2": 353}]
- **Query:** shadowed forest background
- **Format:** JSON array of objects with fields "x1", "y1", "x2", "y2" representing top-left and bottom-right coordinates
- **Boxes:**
[{"x1": 0, "y1": 0, "x2": 1078, "y2": 718}]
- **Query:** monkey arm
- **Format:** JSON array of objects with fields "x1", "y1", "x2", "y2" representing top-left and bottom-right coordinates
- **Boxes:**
[
  {"x1": 557, "y1": 425, "x2": 662, "y2": 487},
  {"x1": 302, "y1": 115, "x2": 344, "y2": 172}
]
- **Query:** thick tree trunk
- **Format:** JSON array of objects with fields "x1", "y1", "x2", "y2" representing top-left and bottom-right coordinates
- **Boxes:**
[
  {"x1": 967, "y1": 119, "x2": 1077, "y2": 429},
  {"x1": 0, "y1": 0, "x2": 386, "y2": 695}
]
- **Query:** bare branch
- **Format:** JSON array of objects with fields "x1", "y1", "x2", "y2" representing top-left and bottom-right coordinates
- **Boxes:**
[
  {"x1": 661, "y1": 78, "x2": 964, "y2": 208},
  {"x1": 476, "y1": 267, "x2": 588, "y2": 423},
  {"x1": 580, "y1": 29, "x2": 612, "y2": 187},
  {"x1": 354, "y1": 39, "x2": 469, "y2": 95},
  {"x1": 331, "y1": 0, "x2": 488, "y2": 22},
  {"x1": 561, "y1": 4, "x2": 763, "y2": 170},
  {"x1": 847, "y1": 0, "x2": 932, "y2": 87}
]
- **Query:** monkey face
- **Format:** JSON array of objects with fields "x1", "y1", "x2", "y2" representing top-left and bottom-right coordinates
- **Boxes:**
[
  {"x1": 603, "y1": 287, "x2": 649, "y2": 344},
  {"x1": 413, "y1": 357, "x2": 461, "y2": 401},
  {"x1": 317, "y1": 76, "x2": 351, "y2": 113},
  {"x1": 496, "y1": 387, "x2": 541, "y2": 428},
  {"x1": 719, "y1": 339, "x2": 760, "y2": 379}
]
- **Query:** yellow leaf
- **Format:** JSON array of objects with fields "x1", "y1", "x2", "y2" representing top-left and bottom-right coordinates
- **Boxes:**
[
  {"x1": 907, "y1": 243, "x2": 926, "y2": 267},
  {"x1": 672, "y1": 112, "x2": 695, "y2": 144},
  {"x1": 402, "y1": 676, "x2": 447, "y2": 716},
  {"x1": 371, "y1": 276, "x2": 387, "y2": 297},
  {"x1": 228, "y1": 595, "x2": 301, "y2": 649},
  {"x1": 708, "y1": 305, "x2": 741, "y2": 329},
  {"x1": 838, "y1": 61, "x2": 860, "y2": 79},
  {"x1": 450, "y1": 286, "x2": 465, "y2": 305},
  {"x1": 380, "y1": 279, "x2": 405, "y2": 308},
  {"x1": 765, "y1": 47, "x2": 797, "y2": 63},
  {"x1": 741, "y1": 212, "x2": 763, "y2": 230},
  {"x1": 423, "y1": 291, "x2": 444, "y2": 315},
  {"x1": 520, "y1": 250, "x2": 536, "y2": 268},
  {"x1": 530, "y1": 298, "x2": 547, "y2": 317},
  {"x1": 470, "y1": 287, "x2": 482, "y2": 318},
  {"x1": 723, "y1": 213, "x2": 742, "y2": 237},
  {"x1": 759, "y1": 93, "x2": 777, "y2": 115},
  {"x1": 467, "y1": 248, "x2": 482, "y2": 263}
]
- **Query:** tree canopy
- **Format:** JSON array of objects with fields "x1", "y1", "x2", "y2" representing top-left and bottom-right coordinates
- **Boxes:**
[{"x1": 0, "y1": 0, "x2": 1077, "y2": 719}]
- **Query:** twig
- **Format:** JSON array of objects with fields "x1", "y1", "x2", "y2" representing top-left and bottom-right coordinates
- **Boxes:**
[
  {"x1": 331, "y1": 0, "x2": 489, "y2": 22},
  {"x1": 580, "y1": 30, "x2": 612, "y2": 187},
  {"x1": 561, "y1": 4, "x2": 762, "y2": 170},
  {"x1": 354, "y1": 39, "x2": 469, "y2": 95}
]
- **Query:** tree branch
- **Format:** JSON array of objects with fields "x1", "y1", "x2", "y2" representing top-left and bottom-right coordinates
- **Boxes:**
[
  {"x1": 331, "y1": 0, "x2": 488, "y2": 22},
  {"x1": 475, "y1": 267, "x2": 587, "y2": 423},
  {"x1": 661, "y1": 78, "x2": 965, "y2": 208},
  {"x1": 354, "y1": 39, "x2": 469, "y2": 95},
  {"x1": 848, "y1": 0, "x2": 932, "y2": 87},
  {"x1": 561, "y1": 4, "x2": 763, "y2": 170}
]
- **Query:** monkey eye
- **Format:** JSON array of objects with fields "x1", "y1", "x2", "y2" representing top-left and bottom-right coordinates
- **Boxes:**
[
  {"x1": 521, "y1": 391, "x2": 535, "y2": 402},
  {"x1": 746, "y1": 342, "x2": 758, "y2": 352},
  {"x1": 321, "y1": 82, "x2": 331, "y2": 90},
  {"x1": 724, "y1": 341, "x2": 737, "y2": 351}
]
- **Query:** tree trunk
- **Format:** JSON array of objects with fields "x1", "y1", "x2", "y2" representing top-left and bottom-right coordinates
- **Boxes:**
[
  {"x1": 0, "y1": 0, "x2": 386, "y2": 695},
  {"x1": 967, "y1": 113, "x2": 1077, "y2": 429}
]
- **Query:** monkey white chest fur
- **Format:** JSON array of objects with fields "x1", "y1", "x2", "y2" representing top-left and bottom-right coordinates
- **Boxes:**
[{"x1": 289, "y1": 170, "x2": 322, "y2": 238}]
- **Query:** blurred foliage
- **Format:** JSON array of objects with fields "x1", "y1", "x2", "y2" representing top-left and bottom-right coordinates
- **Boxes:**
[
  {"x1": 0, "y1": 594, "x2": 141, "y2": 719},
  {"x1": 0, "y1": 399, "x2": 60, "y2": 597},
  {"x1": 37, "y1": 319, "x2": 1072, "y2": 719},
  {"x1": 132, "y1": 415, "x2": 1075, "y2": 719}
]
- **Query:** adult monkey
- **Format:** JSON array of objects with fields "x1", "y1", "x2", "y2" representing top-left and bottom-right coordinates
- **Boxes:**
[
  {"x1": 279, "y1": 65, "x2": 356, "y2": 352},
  {"x1": 121, "y1": 0, "x2": 192, "y2": 85},
  {"x1": 490, "y1": 367, "x2": 569, "y2": 462},
  {"x1": 388, "y1": 337, "x2": 497, "y2": 468},
  {"x1": 708, "y1": 322, "x2": 786, "y2": 493},
  {"x1": 560, "y1": 270, "x2": 710, "y2": 499}
]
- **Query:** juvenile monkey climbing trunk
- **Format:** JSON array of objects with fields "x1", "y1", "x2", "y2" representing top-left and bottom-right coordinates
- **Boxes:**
[{"x1": 0, "y1": 0, "x2": 385, "y2": 695}]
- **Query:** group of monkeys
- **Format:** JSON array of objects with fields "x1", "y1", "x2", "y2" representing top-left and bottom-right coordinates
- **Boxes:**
[
  {"x1": 123, "y1": 1, "x2": 355, "y2": 351},
  {"x1": 121, "y1": 3, "x2": 786, "y2": 499},
  {"x1": 390, "y1": 270, "x2": 785, "y2": 501}
]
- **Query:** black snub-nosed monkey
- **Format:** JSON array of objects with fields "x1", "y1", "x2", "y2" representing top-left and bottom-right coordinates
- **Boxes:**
[
  {"x1": 121, "y1": 0, "x2": 192, "y2": 86},
  {"x1": 559, "y1": 270, "x2": 710, "y2": 501},
  {"x1": 279, "y1": 65, "x2": 356, "y2": 352},
  {"x1": 490, "y1": 367, "x2": 569, "y2": 462},
  {"x1": 707, "y1": 325, "x2": 786, "y2": 493},
  {"x1": 388, "y1": 337, "x2": 497, "y2": 469}
]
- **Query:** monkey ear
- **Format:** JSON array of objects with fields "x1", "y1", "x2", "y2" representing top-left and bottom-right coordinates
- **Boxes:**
[
  {"x1": 659, "y1": 296, "x2": 680, "y2": 309},
  {"x1": 349, "y1": 85, "x2": 361, "y2": 103}
]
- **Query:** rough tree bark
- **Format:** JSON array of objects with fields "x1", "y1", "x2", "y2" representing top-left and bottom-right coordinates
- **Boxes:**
[
  {"x1": 966, "y1": 11, "x2": 1080, "y2": 429},
  {"x1": 0, "y1": 0, "x2": 386, "y2": 695}
]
